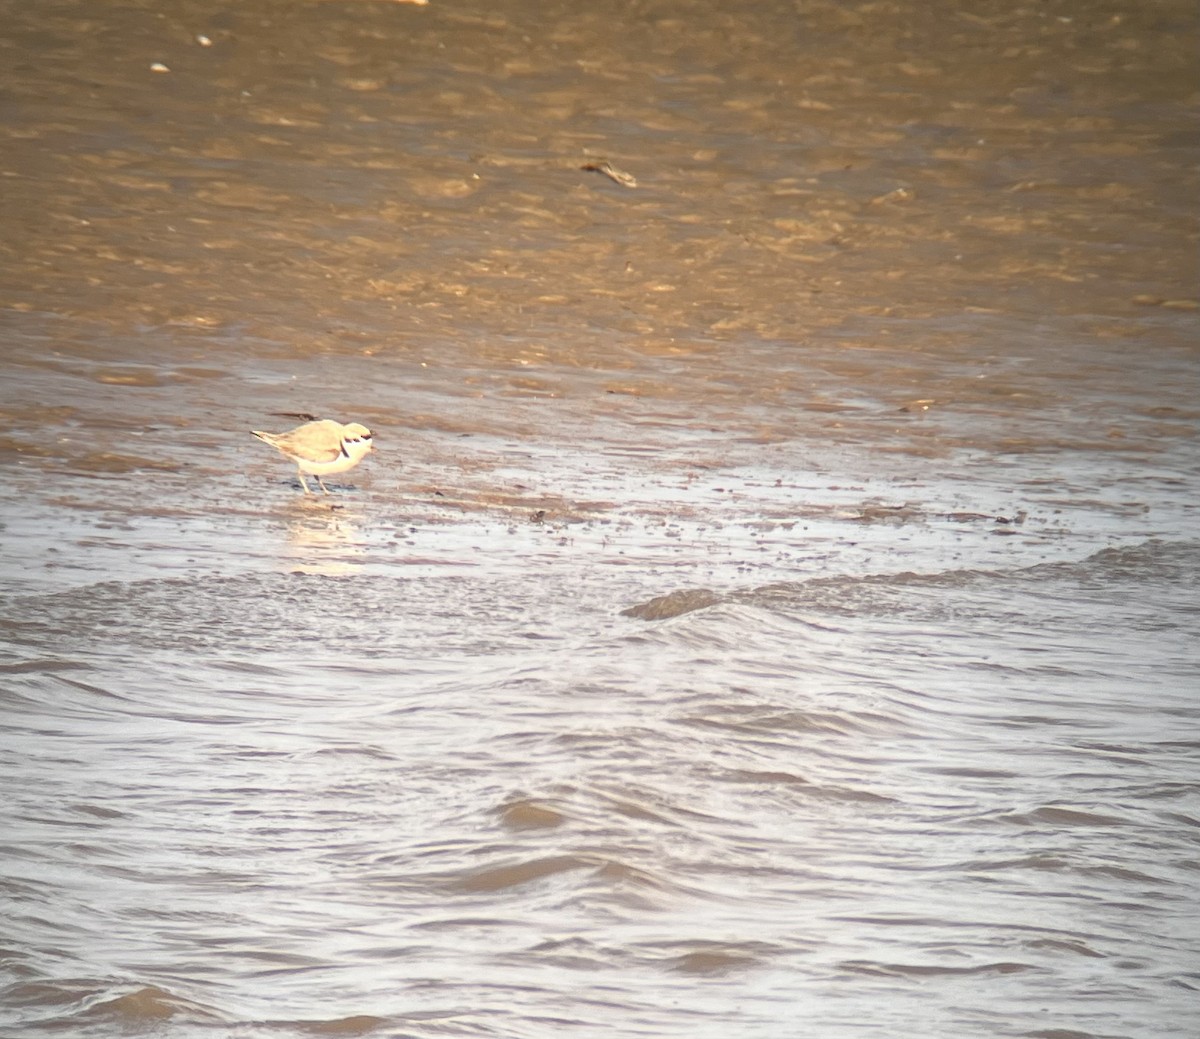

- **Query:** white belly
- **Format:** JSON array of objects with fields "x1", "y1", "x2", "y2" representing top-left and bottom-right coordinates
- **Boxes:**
[{"x1": 297, "y1": 444, "x2": 371, "y2": 477}]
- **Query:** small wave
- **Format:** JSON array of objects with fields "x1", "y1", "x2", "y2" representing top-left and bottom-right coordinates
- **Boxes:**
[
  {"x1": 81, "y1": 985, "x2": 215, "y2": 1024},
  {"x1": 291, "y1": 1014, "x2": 388, "y2": 1036},
  {"x1": 839, "y1": 958, "x2": 1039, "y2": 978},
  {"x1": 495, "y1": 798, "x2": 568, "y2": 830},
  {"x1": 620, "y1": 587, "x2": 724, "y2": 620},
  {"x1": 448, "y1": 853, "x2": 599, "y2": 893},
  {"x1": 998, "y1": 805, "x2": 1132, "y2": 828},
  {"x1": 3, "y1": 981, "x2": 225, "y2": 1030},
  {"x1": 620, "y1": 538, "x2": 1200, "y2": 625},
  {"x1": 0, "y1": 658, "x2": 92, "y2": 675},
  {"x1": 716, "y1": 768, "x2": 895, "y2": 804}
]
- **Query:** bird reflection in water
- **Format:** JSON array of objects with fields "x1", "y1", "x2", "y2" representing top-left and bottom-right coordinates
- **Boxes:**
[{"x1": 280, "y1": 496, "x2": 368, "y2": 576}]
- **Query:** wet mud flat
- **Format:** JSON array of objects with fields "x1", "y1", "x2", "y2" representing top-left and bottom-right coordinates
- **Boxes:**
[{"x1": 0, "y1": 350, "x2": 1179, "y2": 603}]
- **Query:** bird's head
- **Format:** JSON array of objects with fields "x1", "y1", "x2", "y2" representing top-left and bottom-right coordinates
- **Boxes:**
[{"x1": 342, "y1": 422, "x2": 375, "y2": 457}]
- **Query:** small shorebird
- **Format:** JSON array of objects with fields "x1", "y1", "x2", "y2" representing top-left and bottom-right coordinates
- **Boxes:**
[{"x1": 250, "y1": 419, "x2": 375, "y2": 494}]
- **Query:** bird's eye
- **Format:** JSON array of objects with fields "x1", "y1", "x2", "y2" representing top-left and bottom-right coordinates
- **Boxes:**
[{"x1": 362, "y1": 432, "x2": 373, "y2": 440}]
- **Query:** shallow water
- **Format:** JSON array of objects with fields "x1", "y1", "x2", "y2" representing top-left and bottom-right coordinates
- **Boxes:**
[{"x1": 2, "y1": 1, "x2": 1199, "y2": 1037}]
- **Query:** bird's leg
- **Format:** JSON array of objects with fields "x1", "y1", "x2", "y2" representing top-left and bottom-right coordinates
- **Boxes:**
[
  {"x1": 297, "y1": 471, "x2": 313, "y2": 494},
  {"x1": 316, "y1": 475, "x2": 331, "y2": 495}
]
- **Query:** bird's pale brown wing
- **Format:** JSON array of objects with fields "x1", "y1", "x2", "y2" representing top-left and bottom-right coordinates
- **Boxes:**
[{"x1": 282, "y1": 420, "x2": 347, "y2": 463}]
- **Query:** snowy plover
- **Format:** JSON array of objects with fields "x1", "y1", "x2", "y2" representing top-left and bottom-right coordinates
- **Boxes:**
[{"x1": 250, "y1": 419, "x2": 375, "y2": 494}]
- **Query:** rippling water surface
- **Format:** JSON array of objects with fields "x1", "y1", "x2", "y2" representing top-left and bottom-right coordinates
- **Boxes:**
[{"x1": 2, "y1": 1, "x2": 1198, "y2": 1037}]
